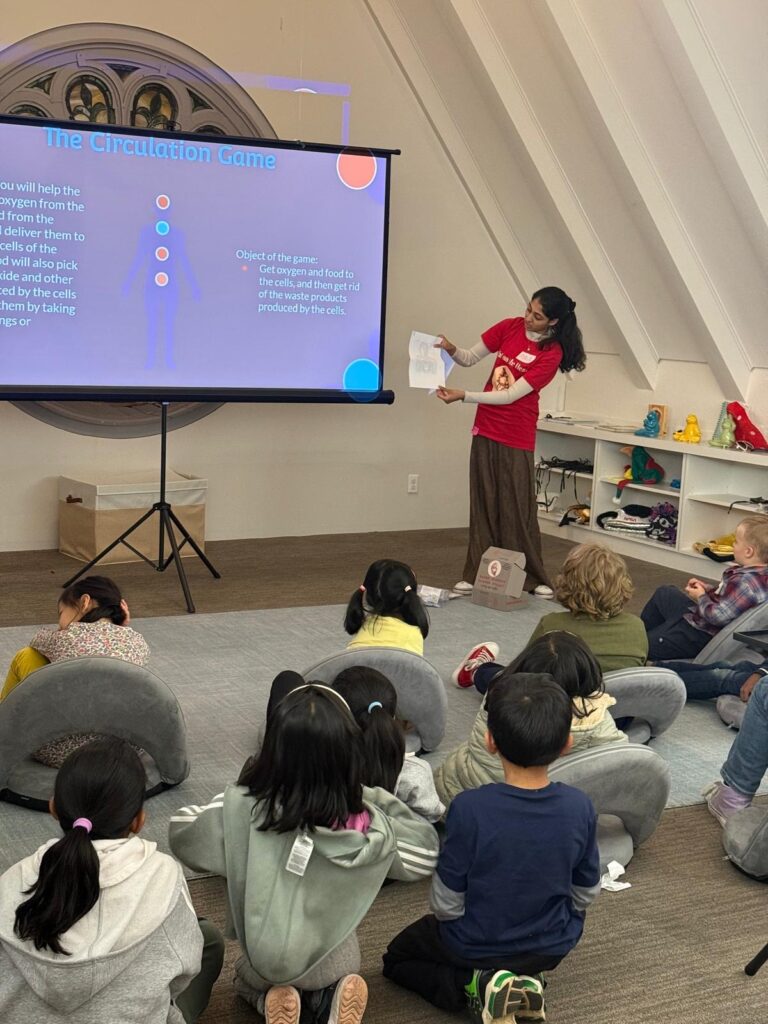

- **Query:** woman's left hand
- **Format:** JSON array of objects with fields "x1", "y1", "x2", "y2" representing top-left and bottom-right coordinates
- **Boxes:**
[
  {"x1": 120, "y1": 599, "x2": 131, "y2": 625},
  {"x1": 436, "y1": 387, "x2": 465, "y2": 404}
]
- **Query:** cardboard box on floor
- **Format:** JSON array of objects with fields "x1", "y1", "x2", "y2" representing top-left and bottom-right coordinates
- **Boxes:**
[{"x1": 471, "y1": 547, "x2": 528, "y2": 611}]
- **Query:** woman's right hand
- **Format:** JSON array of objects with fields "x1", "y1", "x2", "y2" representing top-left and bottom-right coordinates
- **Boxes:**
[
  {"x1": 433, "y1": 335, "x2": 456, "y2": 358},
  {"x1": 120, "y1": 599, "x2": 131, "y2": 625}
]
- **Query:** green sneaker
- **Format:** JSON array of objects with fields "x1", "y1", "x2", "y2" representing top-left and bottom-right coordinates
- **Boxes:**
[
  {"x1": 515, "y1": 975, "x2": 546, "y2": 1021},
  {"x1": 465, "y1": 969, "x2": 524, "y2": 1024}
]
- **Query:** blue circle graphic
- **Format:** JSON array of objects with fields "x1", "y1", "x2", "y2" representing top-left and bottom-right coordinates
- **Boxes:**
[
  {"x1": 155, "y1": 220, "x2": 170, "y2": 235},
  {"x1": 343, "y1": 358, "x2": 380, "y2": 401}
]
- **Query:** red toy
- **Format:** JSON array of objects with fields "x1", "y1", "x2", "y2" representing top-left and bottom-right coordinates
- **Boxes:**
[{"x1": 727, "y1": 402, "x2": 768, "y2": 450}]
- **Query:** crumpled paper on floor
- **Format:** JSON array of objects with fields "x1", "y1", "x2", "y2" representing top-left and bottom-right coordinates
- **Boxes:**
[{"x1": 601, "y1": 860, "x2": 631, "y2": 892}]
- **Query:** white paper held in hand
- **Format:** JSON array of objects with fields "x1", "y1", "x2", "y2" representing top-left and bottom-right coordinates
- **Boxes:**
[{"x1": 408, "y1": 331, "x2": 446, "y2": 389}]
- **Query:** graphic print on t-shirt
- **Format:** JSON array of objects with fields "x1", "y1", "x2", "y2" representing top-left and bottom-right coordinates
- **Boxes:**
[{"x1": 492, "y1": 364, "x2": 514, "y2": 391}]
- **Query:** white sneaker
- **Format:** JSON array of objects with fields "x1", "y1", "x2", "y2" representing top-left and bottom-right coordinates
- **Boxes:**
[
  {"x1": 533, "y1": 584, "x2": 554, "y2": 599},
  {"x1": 452, "y1": 642, "x2": 500, "y2": 688},
  {"x1": 453, "y1": 580, "x2": 474, "y2": 595}
]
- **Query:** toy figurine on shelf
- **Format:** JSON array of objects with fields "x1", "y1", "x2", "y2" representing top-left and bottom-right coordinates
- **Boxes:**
[
  {"x1": 634, "y1": 409, "x2": 661, "y2": 438},
  {"x1": 709, "y1": 402, "x2": 736, "y2": 449},
  {"x1": 673, "y1": 414, "x2": 702, "y2": 444},
  {"x1": 613, "y1": 445, "x2": 665, "y2": 504}
]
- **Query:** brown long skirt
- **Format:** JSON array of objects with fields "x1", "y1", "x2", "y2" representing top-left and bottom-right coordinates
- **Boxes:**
[{"x1": 462, "y1": 434, "x2": 551, "y2": 591}]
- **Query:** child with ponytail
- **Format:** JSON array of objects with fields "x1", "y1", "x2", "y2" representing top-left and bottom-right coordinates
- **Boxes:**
[
  {"x1": 0, "y1": 738, "x2": 222, "y2": 1024},
  {"x1": 333, "y1": 666, "x2": 445, "y2": 823},
  {"x1": 344, "y1": 559, "x2": 429, "y2": 655},
  {"x1": 170, "y1": 683, "x2": 439, "y2": 1024}
]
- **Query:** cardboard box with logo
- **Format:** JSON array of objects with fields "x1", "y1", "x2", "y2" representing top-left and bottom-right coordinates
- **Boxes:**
[{"x1": 471, "y1": 547, "x2": 528, "y2": 611}]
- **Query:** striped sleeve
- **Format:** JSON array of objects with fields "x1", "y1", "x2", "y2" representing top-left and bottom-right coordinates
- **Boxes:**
[{"x1": 168, "y1": 791, "x2": 228, "y2": 877}]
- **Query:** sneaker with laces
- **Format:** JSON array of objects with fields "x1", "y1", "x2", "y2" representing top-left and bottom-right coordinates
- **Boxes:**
[
  {"x1": 452, "y1": 642, "x2": 500, "y2": 688},
  {"x1": 328, "y1": 974, "x2": 368, "y2": 1024},
  {"x1": 702, "y1": 781, "x2": 752, "y2": 826},
  {"x1": 264, "y1": 985, "x2": 301, "y2": 1024},
  {"x1": 465, "y1": 969, "x2": 525, "y2": 1024},
  {"x1": 453, "y1": 580, "x2": 474, "y2": 595},
  {"x1": 515, "y1": 975, "x2": 546, "y2": 1021}
]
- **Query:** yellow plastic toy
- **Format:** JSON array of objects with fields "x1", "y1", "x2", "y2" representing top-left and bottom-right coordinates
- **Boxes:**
[
  {"x1": 673, "y1": 414, "x2": 702, "y2": 444},
  {"x1": 693, "y1": 532, "x2": 735, "y2": 556}
]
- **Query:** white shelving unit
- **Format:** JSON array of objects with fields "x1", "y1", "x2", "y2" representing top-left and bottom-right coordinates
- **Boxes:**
[{"x1": 536, "y1": 419, "x2": 768, "y2": 579}]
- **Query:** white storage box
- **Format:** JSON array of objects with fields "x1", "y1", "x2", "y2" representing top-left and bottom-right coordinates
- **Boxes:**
[{"x1": 59, "y1": 470, "x2": 207, "y2": 564}]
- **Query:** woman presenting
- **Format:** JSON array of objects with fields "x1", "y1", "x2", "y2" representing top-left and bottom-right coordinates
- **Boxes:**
[{"x1": 436, "y1": 286, "x2": 586, "y2": 597}]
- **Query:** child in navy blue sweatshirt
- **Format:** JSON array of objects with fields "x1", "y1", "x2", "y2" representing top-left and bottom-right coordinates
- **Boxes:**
[{"x1": 383, "y1": 672, "x2": 600, "y2": 1023}]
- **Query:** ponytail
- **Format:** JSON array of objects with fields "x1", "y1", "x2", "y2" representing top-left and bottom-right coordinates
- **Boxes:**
[
  {"x1": 15, "y1": 828, "x2": 100, "y2": 955},
  {"x1": 360, "y1": 706, "x2": 405, "y2": 792},
  {"x1": 532, "y1": 286, "x2": 586, "y2": 374},
  {"x1": 332, "y1": 667, "x2": 405, "y2": 793},
  {"x1": 14, "y1": 738, "x2": 145, "y2": 955},
  {"x1": 343, "y1": 585, "x2": 366, "y2": 636},
  {"x1": 401, "y1": 586, "x2": 430, "y2": 639}
]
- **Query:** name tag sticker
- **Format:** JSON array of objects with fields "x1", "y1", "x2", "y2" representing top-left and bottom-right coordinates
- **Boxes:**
[
  {"x1": 286, "y1": 833, "x2": 314, "y2": 876},
  {"x1": 517, "y1": 350, "x2": 536, "y2": 363}
]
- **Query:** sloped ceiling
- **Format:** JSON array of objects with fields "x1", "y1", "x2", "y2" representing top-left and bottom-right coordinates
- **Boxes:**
[{"x1": 364, "y1": 0, "x2": 768, "y2": 398}]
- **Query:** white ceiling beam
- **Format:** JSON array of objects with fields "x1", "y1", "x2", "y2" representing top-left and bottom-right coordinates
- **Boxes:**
[
  {"x1": 447, "y1": 0, "x2": 659, "y2": 389},
  {"x1": 540, "y1": 0, "x2": 751, "y2": 399},
  {"x1": 661, "y1": 0, "x2": 768, "y2": 235},
  {"x1": 363, "y1": 0, "x2": 535, "y2": 307}
]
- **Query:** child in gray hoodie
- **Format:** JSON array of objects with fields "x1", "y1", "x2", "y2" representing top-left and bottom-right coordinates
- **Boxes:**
[
  {"x1": 169, "y1": 683, "x2": 440, "y2": 1024},
  {"x1": 0, "y1": 738, "x2": 222, "y2": 1024}
]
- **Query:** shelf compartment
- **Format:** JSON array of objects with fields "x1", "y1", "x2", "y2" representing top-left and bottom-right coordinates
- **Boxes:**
[
  {"x1": 599, "y1": 477, "x2": 680, "y2": 498},
  {"x1": 536, "y1": 467, "x2": 594, "y2": 481},
  {"x1": 686, "y1": 493, "x2": 768, "y2": 512}
]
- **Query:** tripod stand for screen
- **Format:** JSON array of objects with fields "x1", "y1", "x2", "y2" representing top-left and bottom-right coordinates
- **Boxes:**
[{"x1": 62, "y1": 402, "x2": 220, "y2": 613}]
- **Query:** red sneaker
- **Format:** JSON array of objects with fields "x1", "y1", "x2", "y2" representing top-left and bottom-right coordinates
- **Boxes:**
[{"x1": 452, "y1": 642, "x2": 500, "y2": 688}]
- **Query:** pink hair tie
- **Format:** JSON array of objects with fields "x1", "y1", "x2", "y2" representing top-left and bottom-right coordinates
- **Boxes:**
[
  {"x1": 359, "y1": 585, "x2": 366, "y2": 593},
  {"x1": 73, "y1": 818, "x2": 93, "y2": 834}
]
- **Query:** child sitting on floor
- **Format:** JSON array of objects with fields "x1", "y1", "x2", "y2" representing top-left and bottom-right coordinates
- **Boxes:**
[
  {"x1": 344, "y1": 559, "x2": 429, "y2": 655},
  {"x1": 489, "y1": 543, "x2": 645, "y2": 678},
  {"x1": 1, "y1": 576, "x2": 150, "y2": 769},
  {"x1": 383, "y1": 672, "x2": 600, "y2": 1023},
  {"x1": 436, "y1": 631, "x2": 626, "y2": 808},
  {"x1": 2, "y1": 575, "x2": 149, "y2": 700},
  {"x1": 333, "y1": 666, "x2": 445, "y2": 823},
  {"x1": 641, "y1": 514, "x2": 768, "y2": 661},
  {"x1": 0, "y1": 738, "x2": 221, "y2": 1024},
  {"x1": 170, "y1": 683, "x2": 439, "y2": 1024}
]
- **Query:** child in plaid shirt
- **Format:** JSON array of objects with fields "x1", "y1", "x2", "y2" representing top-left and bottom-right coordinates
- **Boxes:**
[{"x1": 641, "y1": 515, "x2": 768, "y2": 661}]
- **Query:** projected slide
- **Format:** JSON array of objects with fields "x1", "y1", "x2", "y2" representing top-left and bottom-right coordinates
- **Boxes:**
[{"x1": 0, "y1": 119, "x2": 389, "y2": 395}]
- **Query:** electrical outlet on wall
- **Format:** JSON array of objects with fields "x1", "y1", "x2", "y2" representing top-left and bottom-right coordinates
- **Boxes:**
[{"x1": 407, "y1": 474, "x2": 419, "y2": 493}]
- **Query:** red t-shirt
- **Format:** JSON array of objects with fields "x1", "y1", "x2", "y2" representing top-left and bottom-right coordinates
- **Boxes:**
[{"x1": 471, "y1": 318, "x2": 563, "y2": 451}]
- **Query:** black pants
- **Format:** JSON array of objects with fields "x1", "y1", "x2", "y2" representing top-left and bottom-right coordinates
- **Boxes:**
[
  {"x1": 382, "y1": 915, "x2": 562, "y2": 1012},
  {"x1": 640, "y1": 585, "x2": 711, "y2": 660}
]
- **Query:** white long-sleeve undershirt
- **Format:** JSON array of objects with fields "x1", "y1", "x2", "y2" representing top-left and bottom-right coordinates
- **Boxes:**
[{"x1": 449, "y1": 340, "x2": 535, "y2": 405}]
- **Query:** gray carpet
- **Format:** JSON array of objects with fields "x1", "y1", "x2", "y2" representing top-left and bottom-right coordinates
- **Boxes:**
[{"x1": 0, "y1": 599, "x2": 759, "y2": 873}]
